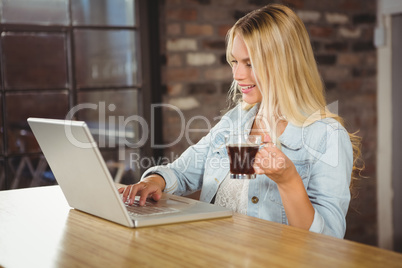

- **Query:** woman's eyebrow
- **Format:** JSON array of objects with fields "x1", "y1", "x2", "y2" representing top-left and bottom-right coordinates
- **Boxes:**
[{"x1": 230, "y1": 53, "x2": 250, "y2": 62}]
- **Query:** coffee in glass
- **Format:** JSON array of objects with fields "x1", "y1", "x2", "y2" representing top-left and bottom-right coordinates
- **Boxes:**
[{"x1": 225, "y1": 134, "x2": 262, "y2": 179}]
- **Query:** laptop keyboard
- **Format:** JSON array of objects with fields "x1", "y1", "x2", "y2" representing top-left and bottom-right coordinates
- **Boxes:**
[{"x1": 125, "y1": 199, "x2": 180, "y2": 217}]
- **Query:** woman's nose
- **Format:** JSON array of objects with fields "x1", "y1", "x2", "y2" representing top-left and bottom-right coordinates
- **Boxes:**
[{"x1": 233, "y1": 64, "x2": 246, "y2": 81}]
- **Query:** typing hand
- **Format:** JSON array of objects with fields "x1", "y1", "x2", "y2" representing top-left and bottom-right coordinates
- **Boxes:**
[{"x1": 118, "y1": 174, "x2": 165, "y2": 206}]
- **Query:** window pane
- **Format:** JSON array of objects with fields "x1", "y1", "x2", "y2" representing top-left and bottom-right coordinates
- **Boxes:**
[
  {"x1": 72, "y1": 0, "x2": 136, "y2": 27},
  {"x1": 1, "y1": 32, "x2": 69, "y2": 90},
  {"x1": 100, "y1": 148, "x2": 140, "y2": 185},
  {"x1": 121, "y1": 148, "x2": 142, "y2": 184},
  {"x1": 76, "y1": 89, "x2": 140, "y2": 147},
  {"x1": 6, "y1": 92, "x2": 69, "y2": 154},
  {"x1": 74, "y1": 30, "x2": 140, "y2": 88},
  {"x1": 0, "y1": 0, "x2": 69, "y2": 25},
  {"x1": 7, "y1": 155, "x2": 56, "y2": 189}
]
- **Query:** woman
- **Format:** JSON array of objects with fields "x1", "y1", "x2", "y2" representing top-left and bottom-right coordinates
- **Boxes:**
[{"x1": 119, "y1": 4, "x2": 362, "y2": 239}]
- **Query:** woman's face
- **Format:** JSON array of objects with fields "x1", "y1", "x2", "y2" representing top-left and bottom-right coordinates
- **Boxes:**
[{"x1": 231, "y1": 35, "x2": 263, "y2": 104}]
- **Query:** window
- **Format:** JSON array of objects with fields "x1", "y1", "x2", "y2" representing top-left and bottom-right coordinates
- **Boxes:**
[{"x1": 0, "y1": 0, "x2": 156, "y2": 189}]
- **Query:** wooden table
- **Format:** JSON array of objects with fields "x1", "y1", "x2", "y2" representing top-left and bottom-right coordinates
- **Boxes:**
[{"x1": 1, "y1": 186, "x2": 402, "y2": 268}]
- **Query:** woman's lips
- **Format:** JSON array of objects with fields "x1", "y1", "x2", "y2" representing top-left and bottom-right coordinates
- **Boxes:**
[{"x1": 240, "y1": 84, "x2": 256, "y2": 94}]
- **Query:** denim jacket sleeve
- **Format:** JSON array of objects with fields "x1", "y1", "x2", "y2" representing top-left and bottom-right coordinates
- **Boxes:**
[
  {"x1": 302, "y1": 121, "x2": 353, "y2": 238},
  {"x1": 140, "y1": 133, "x2": 210, "y2": 196},
  {"x1": 140, "y1": 105, "x2": 242, "y2": 196}
]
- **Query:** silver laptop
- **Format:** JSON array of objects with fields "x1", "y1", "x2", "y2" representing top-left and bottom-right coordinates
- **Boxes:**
[{"x1": 27, "y1": 117, "x2": 232, "y2": 228}]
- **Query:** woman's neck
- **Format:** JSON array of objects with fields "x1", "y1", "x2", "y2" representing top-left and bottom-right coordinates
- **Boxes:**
[{"x1": 250, "y1": 117, "x2": 288, "y2": 139}]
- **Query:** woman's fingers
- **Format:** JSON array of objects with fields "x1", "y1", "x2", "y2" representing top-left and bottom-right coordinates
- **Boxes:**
[
  {"x1": 137, "y1": 182, "x2": 153, "y2": 206},
  {"x1": 254, "y1": 143, "x2": 284, "y2": 173},
  {"x1": 253, "y1": 165, "x2": 265, "y2": 174},
  {"x1": 263, "y1": 134, "x2": 272, "y2": 143},
  {"x1": 120, "y1": 184, "x2": 141, "y2": 205},
  {"x1": 123, "y1": 185, "x2": 137, "y2": 204},
  {"x1": 119, "y1": 181, "x2": 163, "y2": 206}
]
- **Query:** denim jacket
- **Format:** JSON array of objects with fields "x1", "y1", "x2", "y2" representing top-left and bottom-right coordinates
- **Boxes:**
[{"x1": 142, "y1": 104, "x2": 353, "y2": 239}]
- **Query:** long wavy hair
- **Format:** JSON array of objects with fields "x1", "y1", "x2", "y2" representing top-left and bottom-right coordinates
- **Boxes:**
[{"x1": 226, "y1": 4, "x2": 363, "y2": 192}]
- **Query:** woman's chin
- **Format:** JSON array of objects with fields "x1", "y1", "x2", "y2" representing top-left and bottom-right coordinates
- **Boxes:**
[{"x1": 242, "y1": 94, "x2": 261, "y2": 105}]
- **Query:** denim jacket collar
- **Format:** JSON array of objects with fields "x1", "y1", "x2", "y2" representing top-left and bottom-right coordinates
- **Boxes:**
[
  {"x1": 279, "y1": 123, "x2": 303, "y2": 150},
  {"x1": 211, "y1": 104, "x2": 259, "y2": 154},
  {"x1": 245, "y1": 103, "x2": 303, "y2": 151},
  {"x1": 212, "y1": 103, "x2": 304, "y2": 152},
  {"x1": 242, "y1": 104, "x2": 260, "y2": 132}
]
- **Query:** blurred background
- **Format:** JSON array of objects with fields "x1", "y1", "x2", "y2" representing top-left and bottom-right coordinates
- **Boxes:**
[{"x1": 0, "y1": 0, "x2": 400, "y2": 253}]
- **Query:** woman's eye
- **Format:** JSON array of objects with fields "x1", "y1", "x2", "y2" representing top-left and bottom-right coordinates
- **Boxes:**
[
  {"x1": 231, "y1": 60, "x2": 238, "y2": 64},
  {"x1": 246, "y1": 63, "x2": 252, "y2": 68}
]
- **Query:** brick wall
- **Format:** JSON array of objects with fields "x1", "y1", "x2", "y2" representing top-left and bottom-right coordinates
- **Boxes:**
[{"x1": 158, "y1": 0, "x2": 377, "y2": 246}]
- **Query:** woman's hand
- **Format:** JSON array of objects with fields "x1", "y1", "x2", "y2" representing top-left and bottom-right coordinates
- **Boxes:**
[
  {"x1": 253, "y1": 135, "x2": 298, "y2": 185},
  {"x1": 253, "y1": 135, "x2": 314, "y2": 230},
  {"x1": 118, "y1": 174, "x2": 166, "y2": 206}
]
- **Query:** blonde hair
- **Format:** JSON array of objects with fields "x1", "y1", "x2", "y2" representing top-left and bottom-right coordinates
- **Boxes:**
[{"x1": 226, "y1": 4, "x2": 363, "y2": 192}]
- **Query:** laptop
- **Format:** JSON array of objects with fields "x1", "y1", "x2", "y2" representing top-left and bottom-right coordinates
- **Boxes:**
[{"x1": 27, "y1": 117, "x2": 232, "y2": 228}]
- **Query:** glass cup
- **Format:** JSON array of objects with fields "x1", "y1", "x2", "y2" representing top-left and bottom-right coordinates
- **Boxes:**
[{"x1": 225, "y1": 134, "x2": 262, "y2": 179}]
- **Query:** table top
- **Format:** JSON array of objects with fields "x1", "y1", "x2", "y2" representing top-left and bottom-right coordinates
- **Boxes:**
[{"x1": 1, "y1": 185, "x2": 402, "y2": 268}]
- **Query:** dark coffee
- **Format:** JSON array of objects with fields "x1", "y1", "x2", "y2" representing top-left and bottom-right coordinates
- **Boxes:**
[{"x1": 227, "y1": 144, "x2": 259, "y2": 174}]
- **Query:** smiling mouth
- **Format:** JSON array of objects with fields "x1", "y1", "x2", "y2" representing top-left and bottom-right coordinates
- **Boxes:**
[
  {"x1": 240, "y1": 85, "x2": 256, "y2": 93},
  {"x1": 243, "y1": 85, "x2": 255, "y2": 89}
]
